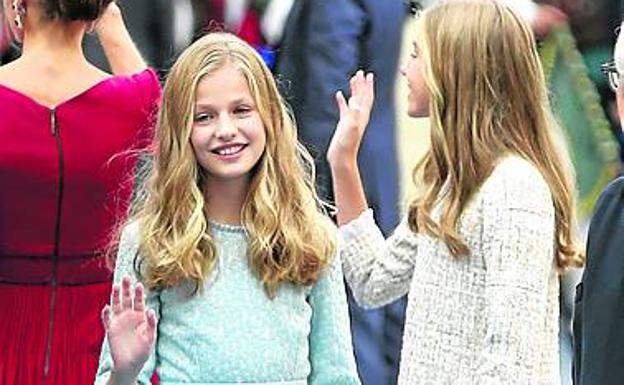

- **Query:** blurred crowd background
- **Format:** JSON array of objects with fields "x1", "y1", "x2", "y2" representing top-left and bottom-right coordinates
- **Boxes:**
[{"x1": 1, "y1": 1, "x2": 623, "y2": 385}]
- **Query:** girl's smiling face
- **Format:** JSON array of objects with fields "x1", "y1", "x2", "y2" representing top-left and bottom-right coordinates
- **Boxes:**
[{"x1": 191, "y1": 63, "x2": 266, "y2": 186}]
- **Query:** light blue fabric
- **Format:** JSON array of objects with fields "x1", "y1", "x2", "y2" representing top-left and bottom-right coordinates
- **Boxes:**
[{"x1": 94, "y1": 222, "x2": 360, "y2": 385}]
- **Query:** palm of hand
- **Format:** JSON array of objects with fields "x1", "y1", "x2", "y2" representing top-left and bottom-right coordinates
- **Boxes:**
[
  {"x1": 108, "y1": 309, "x2": 154, "y2": 370},
  {"x1": 101, "y1": 276, "x2": 157, "y2": 379},
  {"x1": 328, "y1": 71, "x2": 375, "y2": 164}
]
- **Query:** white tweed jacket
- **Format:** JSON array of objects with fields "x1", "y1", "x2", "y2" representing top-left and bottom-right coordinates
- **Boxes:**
[{"x1": 340, "y1": 156, "x2": 560, "y2": 385}]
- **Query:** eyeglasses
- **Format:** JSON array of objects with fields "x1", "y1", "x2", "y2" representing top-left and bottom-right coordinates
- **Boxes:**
[{"x1": 602, "y1": 61, "x2": 620, "y2": 92}]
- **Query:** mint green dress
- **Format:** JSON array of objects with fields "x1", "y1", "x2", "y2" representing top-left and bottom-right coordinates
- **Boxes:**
[{"x1": 94, "y1": 222, "x2": 360, "y2": 385}]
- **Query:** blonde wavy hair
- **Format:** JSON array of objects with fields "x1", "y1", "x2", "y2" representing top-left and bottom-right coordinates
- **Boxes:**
[
  {"x1": 407, "y1": 0, "x2": 584, "y2": 269},
  {"x1": 131, "y1": 33, "x2": 335, "y2": 295}
]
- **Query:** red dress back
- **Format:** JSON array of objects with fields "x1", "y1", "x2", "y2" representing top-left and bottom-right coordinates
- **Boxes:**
[{"x1": 0, "y1": 68, "x2": 160, "y2": 385}]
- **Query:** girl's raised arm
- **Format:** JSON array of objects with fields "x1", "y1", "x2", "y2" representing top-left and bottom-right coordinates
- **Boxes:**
[{"x1": 327, "y1": 72, "x2": 418, "y2": 308}]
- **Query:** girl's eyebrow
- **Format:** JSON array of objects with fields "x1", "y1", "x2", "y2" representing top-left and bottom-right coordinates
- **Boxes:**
[
  {"x1": 194, "y1": 98, "x2": 254, "y2": 110},
  {"x1": 229, "y1": 98, "x2": 253, "y2": 106},
  {"x1": 194, "y1": 103, "x2": 215, "y2": 111}
]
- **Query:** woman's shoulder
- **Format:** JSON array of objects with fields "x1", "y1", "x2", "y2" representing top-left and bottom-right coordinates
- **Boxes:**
[
  {"x1": 479, "y1": 155, "x2": 552, "y2": 208},
  {"x1": 0, "y1": 59, "x2": 20, "y2": 80},
  {"x1": 99, "y1": 68, "x2": 160, "y2": 102},
  {"x1": 491, "y1": 155, "x2": 544, "y2": 179},
  {"x1": 116, "y1": 220, "x2": 142, "y2": 261},
  {"x1": 120, "y1": 220, "x2": 141, "y2": 243},
  {"x1": 0, "y1": 66, "x2": 159, "y2": 109},
  {"x1": 107, "y1": 68, "x2": 159, "y2": 89}
]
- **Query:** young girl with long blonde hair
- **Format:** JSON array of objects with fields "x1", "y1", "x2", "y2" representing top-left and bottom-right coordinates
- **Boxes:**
[
  {"x1": 94, "y1": 32, "x2": 360, "y2": 385},
  {"x1": 329, "y1": 0, "x2": 583, "y2": 384}
]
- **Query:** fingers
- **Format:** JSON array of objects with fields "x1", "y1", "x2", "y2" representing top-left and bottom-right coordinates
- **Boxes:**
[
  {"x1": 134, "y1": 282, "x2": 145, "y2": 312},
  {"x1": 335, "y1": 90, "x2": 348, "y2": 117},
  {"x1": 349, "y1": 71, "x2": 364, "y2": 109},
  {"x1": 363, "y1": 73, "x2": 375, "y2": 112},
  {"x1": 101, "y1": 305, "x2": 111, "y2": 331},
  {"x1": 350, "y1": 72, "x2": 361, "y2": 100},
  {"x1": 348, "y1": 70, "x2": 375, "y2": 112},
  {"x1": 121, "y1": 276, "x2": 133, "y2": 310},
  {"x1": 111, "y1": 285, "x2": 122, "y2": 314},
  {"x1": 145, "y1": 309, "x2": 158, "y2": 343},
  {"x1": 108, "y1": 276, "x2": 156, "y2": 336},
  {"x1": 336, "y1": 70, "x2": 375, "y2": 119},
  {"x1": 365, "y1": 72, "x2": 375, "y2": 103},
  {"x1": 111, "y1": 275, "x2": 138, "y2": 315}
]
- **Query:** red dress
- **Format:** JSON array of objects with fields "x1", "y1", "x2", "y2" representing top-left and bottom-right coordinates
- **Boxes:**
[{"x1": 0, "y1": 69, "x2": 160, "y2": 385}]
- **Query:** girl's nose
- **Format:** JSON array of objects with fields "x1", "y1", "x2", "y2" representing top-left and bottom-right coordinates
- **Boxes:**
[{"x1": 215, "y1": 115, "x2": 237, "y2": 140}]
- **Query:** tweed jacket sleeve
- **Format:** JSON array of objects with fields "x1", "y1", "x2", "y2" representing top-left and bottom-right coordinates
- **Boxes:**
[{"x1": 339, "y1": 209, "x2": 419, "y2": 308}]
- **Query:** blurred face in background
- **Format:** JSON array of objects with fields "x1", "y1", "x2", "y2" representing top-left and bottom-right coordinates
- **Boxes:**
[
  {"x1": 1, "y1": 1, "x2": 8, "y2": 45},
  {"x1": 1, "y1": 0, "x2": 7, "y2": 24},
  {"x1": 0, "y1": 3, "x2": 12, "y2": 54},
  {"x1": 1, "y1": 0, "x2": 22, "y2": 44},
  {"x1": 0, "y1": 18, "x2": 4, "y2": 54}
]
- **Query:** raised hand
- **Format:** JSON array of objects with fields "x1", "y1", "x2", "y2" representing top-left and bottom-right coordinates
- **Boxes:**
[
  {"x1": 531, "y1": 4, "x2": 567, "y2": 39},
  {"x1": 92, "y1": 1, "x2": 147, "y2": 76},
  {"x1": 327, "y1": 70, "x2": 375, "y2": 166},
  {"x1": 93, "y1": 2, "x2": 123, "y2": 37},
  {"x1": 101, "y1": 276, "x2": 157, "y2": 382}
]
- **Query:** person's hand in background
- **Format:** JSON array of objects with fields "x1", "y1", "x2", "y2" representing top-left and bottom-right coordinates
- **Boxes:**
[{"x1": 532, "y1": 4, "x2": 568, "y2": 39}]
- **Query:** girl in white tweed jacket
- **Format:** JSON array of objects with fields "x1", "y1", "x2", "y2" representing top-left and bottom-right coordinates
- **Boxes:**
[{"x1": 327, "y1": 1, "x2": 585, "y2": 384}]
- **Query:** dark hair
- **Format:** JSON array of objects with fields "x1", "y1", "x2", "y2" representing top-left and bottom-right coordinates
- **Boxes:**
[{"x1": 41, "y1": 0, "x2": 114, "y2": 21}]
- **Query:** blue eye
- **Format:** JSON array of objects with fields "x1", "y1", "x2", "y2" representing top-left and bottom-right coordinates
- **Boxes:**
[
  {"x1": 194, "y1": 113, "x2": 213, "y2": 123},
  {"x1": 234, "y1": 106, "x2": 252, "y2": 116}
]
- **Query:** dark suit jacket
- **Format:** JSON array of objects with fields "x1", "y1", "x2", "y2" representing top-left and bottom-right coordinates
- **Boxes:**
[
  {"x1": 574, "y1": 176, "x2": 624, "y2": 385},
  {"x1": 276, "y1": 0, "x2": 407, "y2": 234}
]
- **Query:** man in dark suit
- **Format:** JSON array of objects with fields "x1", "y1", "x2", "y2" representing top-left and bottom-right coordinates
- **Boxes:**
[
  {"x1": 275, "y1": 1, "x2": 407, "y2": 384},
  {"x1": 573, "y1": 23, "x2": 624, "y2": 385}
]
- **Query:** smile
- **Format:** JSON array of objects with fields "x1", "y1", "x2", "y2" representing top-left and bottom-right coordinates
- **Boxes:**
[{"x1": 211, "y1": 144, "x2": 247, "y2": 156}]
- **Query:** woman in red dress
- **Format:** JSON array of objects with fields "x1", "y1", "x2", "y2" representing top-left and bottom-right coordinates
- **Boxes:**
[{"x1": 0, "y1": 1, "x2": 160, "y2": 384}]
